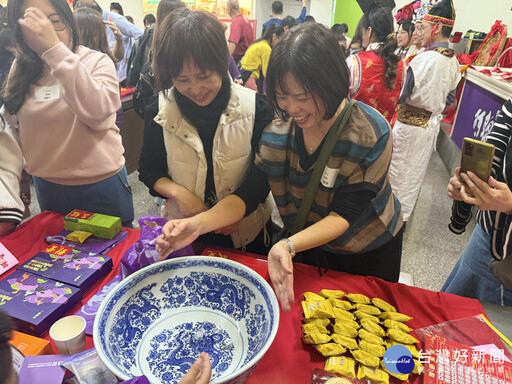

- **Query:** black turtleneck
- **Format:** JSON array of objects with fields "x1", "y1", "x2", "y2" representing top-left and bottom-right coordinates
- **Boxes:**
[{"x1": 174, "y1": 80, "x2": 231, "y2": 207}]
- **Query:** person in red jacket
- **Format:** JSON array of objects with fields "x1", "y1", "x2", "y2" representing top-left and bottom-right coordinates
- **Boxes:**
[
  {"x1": 227, "y1": 0, "x2": 254, "y2": 63},
  {"x1": 346, "y1": 4, "x2": 404, "y2": 124}
]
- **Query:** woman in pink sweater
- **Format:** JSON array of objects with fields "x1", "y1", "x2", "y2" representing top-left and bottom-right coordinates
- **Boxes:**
[{"x1": 3, "y1": 0, "x2": 134, "y2": 227}]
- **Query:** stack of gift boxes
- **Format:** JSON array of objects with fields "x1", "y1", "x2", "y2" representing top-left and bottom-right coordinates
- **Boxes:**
[{"x1": 0, "y1": 210, "x2": 125, "y2": 343}]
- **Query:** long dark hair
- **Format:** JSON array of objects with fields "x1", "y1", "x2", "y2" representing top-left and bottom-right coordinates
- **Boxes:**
[
  {"x1": 266, "y1": 23, "x2": 349, "y2": 121},
  {"x1": 74, "y1": 7, "x2": 115, "y2": 62},
  {"x1": 156, "y1": 0, "x2": 186, "y2": 26},
  {"x1": 361, "y1": 4, "x2": 399, "y2": 90},
  {"x1": 153, "y1": 9, "x2": 229, "y2": 93},
  {"x1": 253, "y1": 22, "x2": 284, "y2": 46},
  {"x1": 4, "y1": 0, "x2": 78, "y2": 114}
]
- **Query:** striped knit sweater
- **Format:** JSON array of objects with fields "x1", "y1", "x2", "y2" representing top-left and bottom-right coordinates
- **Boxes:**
[
  {"x1": 450, "y1": 98, "x2": 512, "y2": 261},
  {"x1": 255, "y1": 101, "x2": 403, "y2": 254}
]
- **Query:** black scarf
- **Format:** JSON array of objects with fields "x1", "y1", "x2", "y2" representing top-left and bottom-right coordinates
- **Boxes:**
[{"x1": 173, "y1": 79, "x2": 231, "y2": 208}]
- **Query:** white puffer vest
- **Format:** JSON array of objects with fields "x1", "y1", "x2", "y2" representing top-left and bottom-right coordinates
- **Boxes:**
[{"x1": 154, "y1": 82, "x2": 274, "y2": 249}]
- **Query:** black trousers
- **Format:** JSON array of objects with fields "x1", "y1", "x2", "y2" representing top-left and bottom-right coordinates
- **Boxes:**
[{"x1": 294, "y1": 226, "x2": 404, "y2": 283}]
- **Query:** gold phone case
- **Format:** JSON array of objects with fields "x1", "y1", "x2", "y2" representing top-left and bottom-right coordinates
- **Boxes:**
[{"x1": 460, "y1": 138, "x2": 495, "y2": 195}]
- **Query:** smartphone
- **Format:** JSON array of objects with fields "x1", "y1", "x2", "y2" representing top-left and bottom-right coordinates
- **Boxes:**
[{"x1": 460, "y1": 138, "x2": 495, "y2": 195}]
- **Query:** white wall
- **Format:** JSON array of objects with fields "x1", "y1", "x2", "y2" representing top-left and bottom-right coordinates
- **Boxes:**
[
  {"x1": 393, "y1": 0, "x2": 512, "y2": 35},
  {"x1": 96, "y1": 0, "x2": 145, "y2": 30},
  {"x1": 310, "y1": 0, "x2": 333, "y2": 27}
]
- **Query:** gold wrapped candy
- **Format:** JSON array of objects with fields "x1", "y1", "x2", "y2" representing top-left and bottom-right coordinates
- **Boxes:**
[
  {"x1": 303, "y1": 318, "x2": 331, "y2": 327},
  {"x1": 351, "y1": 349, "x2": 380, "y2": 367},
  {"x1": 371, "y1": 297, "x2": 397, "y2": 312},
  {"x1": 355, "y1": 303, "x2": 381, "y2": 315},
  {"x1": 386, "y1": 329, "x2": 419, "y2": 345},
  {"x1": 331, "y1": 333, "x2": 358, "y2": 350},
  {"x1": 357, "y1": 365, "x2": 390, "y2": 383},
  {"x1": 382, "y1": 319, "x2": 412, "y2": 333},
  {"x1": 302, "y1": 300, "x2": 335, "y2": 319},
  {"x1": 333, "y1": 322, "x2": 358, "y2": 338},
  {"x1": 303, "y1": 333, "x2": 332, "y2": 345},
  {"x1": 319, "y1": 289, "x2": 345, "y2": 299},
  {"x1": 324, "y1": 356, "x2": 357, "y2": 379},
  {"x1": 379, "y1": 312, "x2": 412, "y2": 322},
  {"x1": 358, "y1": 328, "x2": 385, "y2": 345},
  {"x1": 360, "y1": 318, "x2": 385, "y2": 337},
  {"x1": 345, "y1": 293, "x2": 371, "y2": 304},
  {"x1": 354, "y1": 310, "x2": 380, "y2": 323},
  {"x1": 314, "y1": 343, "x2": 347, "y2": 357},
  {"x1": 333, "y1": 307, "x2": 356, "y2": 321},
  {"x1": 304, "y1": 292, "x2": 326, "y2": 302},
  {"x1": 328, "y1": 298, "x2": 354, "y2": 310},
  {"x1": 302, "y1": 322, "x2": 329, "y2": 335},
  {"x1": 334, "y1": 318, "x2": 360, "y2": 330},
  {"x1": 359, "y1": 339, "x2": 385, "y2": 358}
]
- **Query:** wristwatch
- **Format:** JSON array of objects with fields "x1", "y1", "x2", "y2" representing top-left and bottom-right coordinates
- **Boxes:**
[{"x1": 282, "y1": 238, "x2": 296, "y2": 257}]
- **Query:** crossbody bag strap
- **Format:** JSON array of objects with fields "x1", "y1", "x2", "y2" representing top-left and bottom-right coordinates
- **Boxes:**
[{"x1": 291, "y1": 99, "x2": 356, "y2": 235}]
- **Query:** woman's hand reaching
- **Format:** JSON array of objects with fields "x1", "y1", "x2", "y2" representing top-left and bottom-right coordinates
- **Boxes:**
[
  {"x1": 156, "y1": 217, "x2": 202, "y2": 260},
  {"x1": 268, "y1": 240, "x2": 295, "y2": 312}
]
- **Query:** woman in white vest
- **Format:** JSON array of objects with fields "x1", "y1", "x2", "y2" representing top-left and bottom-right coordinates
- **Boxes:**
[{"x1": 138, "y1": 8, "x2": 275, "y2": 254}]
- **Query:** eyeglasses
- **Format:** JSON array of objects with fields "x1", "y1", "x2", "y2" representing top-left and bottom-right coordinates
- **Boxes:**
[{"x1": 48, "y1": 14, "x2": 66, "y2": 31}]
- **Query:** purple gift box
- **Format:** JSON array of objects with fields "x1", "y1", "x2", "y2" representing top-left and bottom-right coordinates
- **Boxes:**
[
  {"x1": 18, "y1": 354, "x2": 68, "y2": 384},
  {"x1": 0, "y1": 270, "x2": 82, "y2": 336},
  {"x1": 45, "y1": 230, "x2": 128, "y2": 255},
  {"x1": 18, "y1": 244, "x2": 113, "y2": 293}
]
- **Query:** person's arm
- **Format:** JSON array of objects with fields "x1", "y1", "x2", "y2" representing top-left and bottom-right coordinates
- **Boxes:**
[
  {"x1": 156, "y1": 194, "x2": 247, "y2": 259},
  {"x1": 345, "y1": 54, "x2": 357, "y2": 96},
  {"x1": 228, "y1": 42, "x2": 237, "y2": 56},
  {"x1": 228, "y1": 18, "x2": 241, "y2": 56},
  {"x1": 0, "y1": 115, "x2": 24, "y2": 235},
  {"x1": 108, "y1": 12, "x2": 143, "y2": 39},
  {"x1": 398, "y1": 67, "x2": 415, "y2": 104},
  {"x1": 269, "y1": 213, "x2": 350, "y2": 311},
  {"x1": 296, "y1": 0, "x2": 307, "y2": 23},
  {"x1": 104, "y1": 20, "x2": 124, "y2": 63},
  {"x1": 261, "y1": 45, "x2": 271, "y2": 79},
  {"x1": 19, "y1": 9, "x2": 121, "y2": 130},
  {"x1": 41, "y1": 43, "x2": 121, "y2": 130}
]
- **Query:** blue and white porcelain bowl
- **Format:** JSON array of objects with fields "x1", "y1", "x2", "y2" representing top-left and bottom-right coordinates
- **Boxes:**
[{"x1": 93, "y1": 256, "x2": 279, "y2": 384}]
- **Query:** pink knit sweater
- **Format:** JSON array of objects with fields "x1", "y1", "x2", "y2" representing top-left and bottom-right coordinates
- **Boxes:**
[{"x1": 17, "y1": 42, "x2": 125, "y2": 185}]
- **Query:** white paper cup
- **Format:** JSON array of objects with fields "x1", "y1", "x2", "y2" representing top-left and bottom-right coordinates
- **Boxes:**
[{"x1": 49, "y1": 315, "x2": 86, "y2": 355}]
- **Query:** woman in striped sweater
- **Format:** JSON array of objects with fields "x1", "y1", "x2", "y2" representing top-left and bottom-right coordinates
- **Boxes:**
[
  {"x1": 156, "y1": 23, "x2": 404, "y2": 312},
  {"x1": 443, "y1": 97, "x2": 512, "y2": 306}
]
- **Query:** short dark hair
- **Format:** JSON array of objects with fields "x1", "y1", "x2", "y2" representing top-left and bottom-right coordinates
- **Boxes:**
[
  {"x1": 281, "y1": 15, "x2": 297, "y2": 30},
  {"x1": 399, "y1": 20, "x2": 414, "y2": 36},
  {"x1": 153, "y1": 9, "x2": 230, "y2": 93},
  {"x1": 330, "y1": 23, "x2": 345, "y2": 41},
  {"x1": 156, "y1": 0, "x2": 186, "y2": 26},
  {"x1": 340, "y1": 23, "x2": 349, "y2": 34},
  {"x1": 0, "y1": 310, "x2": 13, "y2": 384},
  {"x1": 266, "y1": 23, "x2": 349, "y2": 120},
  {"x1": 304, "y1": 15, "x2": 315, "y2": 23},
  {"x1": 143, "y1": 13, "x2": 156, "y2": 26},
  {"x1": 271, "y1": 1, "x2": 283, "y2": 15},
  {"x1": 110, "y1": 2, "x2": 123, "y2": 15}
]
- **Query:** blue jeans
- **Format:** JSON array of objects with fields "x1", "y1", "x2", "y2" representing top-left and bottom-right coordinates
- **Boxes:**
[
  {"x1": 33, "y1": 166, "x2": 134, "y2": 228},
  {"x1": 441, "y1": 224, "x2": 512, "y2": 306}
]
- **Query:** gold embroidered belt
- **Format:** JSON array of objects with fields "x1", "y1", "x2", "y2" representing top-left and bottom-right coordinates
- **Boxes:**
[{"x1": 397, "y1": 104, "x2": 432, "y2": 128}]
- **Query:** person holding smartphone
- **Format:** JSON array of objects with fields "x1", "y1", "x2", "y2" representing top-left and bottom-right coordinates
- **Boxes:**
[{"x1": 442, "y1": 97, "x2": 512, "y2": 306}]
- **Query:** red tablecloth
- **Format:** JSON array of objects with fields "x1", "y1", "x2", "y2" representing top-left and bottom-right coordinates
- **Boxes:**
[{"x1": 1, "y1": 212, "x2": 487, "y2": 384}]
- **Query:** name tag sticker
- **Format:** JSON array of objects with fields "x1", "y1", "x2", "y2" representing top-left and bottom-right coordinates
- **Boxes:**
[
  {"x1": 321, "y1": 166, "x2": 339, "y2": 188},
  {"x1": 34, "y1": 85, "x2": 60, "y2": 102}
]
